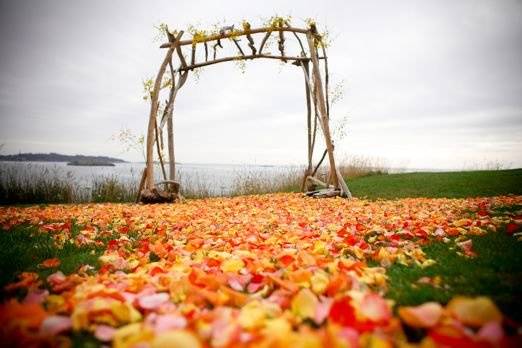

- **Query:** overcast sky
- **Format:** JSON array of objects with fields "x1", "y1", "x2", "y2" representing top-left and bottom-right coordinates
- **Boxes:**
[{"x1": 1, "y1": 0, "x2": 521, "y2": 169}]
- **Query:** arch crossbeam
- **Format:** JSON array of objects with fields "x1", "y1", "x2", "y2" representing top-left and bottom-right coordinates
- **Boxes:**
[{"x1": 138, "y1": 19, "x2": 352, "y2": 203}]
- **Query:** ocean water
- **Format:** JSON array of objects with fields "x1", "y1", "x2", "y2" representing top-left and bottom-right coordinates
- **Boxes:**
[
  {"x1": 0, "y1": 161, "x2": 305, "y2": 196},
  {"x1": 0, "y1": 161, "x2": 450, "y2": 197}
]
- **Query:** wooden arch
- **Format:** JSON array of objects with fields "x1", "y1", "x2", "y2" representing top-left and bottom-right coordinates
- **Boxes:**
[{"x1": 138, "y1": 19, "x2": 352, "y2": 203}]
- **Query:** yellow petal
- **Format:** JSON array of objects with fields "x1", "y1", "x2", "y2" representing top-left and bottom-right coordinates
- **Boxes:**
[
  {"x1": 310, "y1": 270, "x2": 329, "y2": 295},
  {"x1": 263, "y1": 317, "x2": 292, "y2": 338},
  {"x1": 313, "y1": 241, "x2": 327, "y2": 254},
  {"x1": 113, "y1": 323, "x2": 153, "y2": 348},
  {"x1": 291, "y1": 288, "x2": 318, "y2": 320},
  {"x1": 220, "y1": 258, "x2": 245, "y2": 273},
  {"x1": 152, "y1": 330, "x2": 202, "y2": 348},
  {"x1": 111, "y1": 302, "x2": 142, "y2": 324},
  {"x1": 447, "y1": 296, "x2": 502, "y2": 327},
  {"x1": 238, "y1": 301, "x2": 266, "y2": 330}
]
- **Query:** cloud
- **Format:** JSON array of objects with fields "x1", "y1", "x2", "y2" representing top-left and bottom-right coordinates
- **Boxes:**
[{"x1": 0, "y1": 0, "x2": 521, "y2": 168}]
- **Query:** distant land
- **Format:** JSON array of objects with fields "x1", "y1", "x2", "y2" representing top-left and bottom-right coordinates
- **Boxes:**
[{"x1": 0, "y1": 152, "x2": 126, "y2": 164}]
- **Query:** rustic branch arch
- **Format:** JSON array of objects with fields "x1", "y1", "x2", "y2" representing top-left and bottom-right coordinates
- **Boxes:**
[{"x1": 138, "y1": 19, "x2": 352, "y2": 203}]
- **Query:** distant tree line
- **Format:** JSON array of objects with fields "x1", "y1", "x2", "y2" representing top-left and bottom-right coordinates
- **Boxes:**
[{"x1": 0, "y1": 152, "x2": 126, "y2": 163}]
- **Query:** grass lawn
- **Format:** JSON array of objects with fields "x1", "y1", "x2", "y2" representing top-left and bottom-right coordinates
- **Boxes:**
[
  {"x1": 346, "y1": 170, "x2": 522, "y2": 320},
  {"x1": 386, "y1": 229, "x2": 522, "y2": 322},
  {"x1": 347, "y1": 168, "x2": 522, "y2": 199},
  {"x1": 0, "y1": 224, "x2": 104, "y2": 300},
  {"x1": 0, "y1": 169, "x2": 520, "y2": 346}
]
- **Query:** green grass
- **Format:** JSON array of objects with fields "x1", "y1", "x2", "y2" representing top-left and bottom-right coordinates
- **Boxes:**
[
  {"x1": 386, "y1": 229, "x2": 522, "y2": 322},
  {"x1": 0, "y1": 224, "x2": 103, "y2": 300},
  {"x1": 347, "y1": 169, "x2": 522, "y2": 199}
]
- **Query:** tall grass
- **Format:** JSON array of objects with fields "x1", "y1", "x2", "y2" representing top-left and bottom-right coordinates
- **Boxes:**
[
  {"x1": 230, "y1": 167, "x2": 302, "y2": 196},
  {"x1": 338, "y1": 155, "x2": 389, "y2": 179},
  {"x1": 177, "y1": 172, "x2": 213, "y2": 199},
  {"x1": 0, "y1": 166, "x2": 81, "y2": 204},
  {"x1": 0, "y1": 166, "x2": 138, "y2": 204},
  {"x1": 90, "y1": 175, "x2": 138, "y2": 203},
  {"x1": 0, "y1": 156, "x2": 391, "y2": 204}
]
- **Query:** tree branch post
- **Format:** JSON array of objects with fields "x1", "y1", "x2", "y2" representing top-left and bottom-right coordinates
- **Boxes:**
[{"x1": 306, "y1": 32, "x2": 340, "y2": 191}]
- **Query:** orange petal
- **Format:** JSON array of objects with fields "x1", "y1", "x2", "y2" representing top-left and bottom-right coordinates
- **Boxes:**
[
  {"x1": 40, "y1": 257, "x2": 61, "y2": 268},
  {"x1": 0, "y1": 300, "x2": 47, "y2": 330},
  {"x1": 398, "y1": 302, "x2": 443, "y2": 328}
]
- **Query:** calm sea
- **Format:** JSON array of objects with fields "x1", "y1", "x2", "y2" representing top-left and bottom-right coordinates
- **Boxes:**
[
  {"x1": 0, "y1": 162, "x2": 305, "y2": 196},
  {"x1": 0, "y1": 161, "x2": 447, "y2": 196}
]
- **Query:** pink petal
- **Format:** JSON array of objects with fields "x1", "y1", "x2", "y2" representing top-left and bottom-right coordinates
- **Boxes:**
[
  {"x1": 138, "y1": 292, "x2": 170, "y2": 310},
  {"x1": 228, "y1": 278, "x2": 244, "y2": 291},
  {"x1": 338, "y1": 327, "x2": 359, "y2": 348},
  {"x1": 477, "y1": 321, "x2": 504, "y2": 344},
  {"x1": 434, "y1": 228, "x2": 446, "y2": 237},
  {"x1": 457, "y1": 240, "x2": 476, "y2": 257},
  {"x1": 314, "y1": 298, "x2": 333, "y2": 325},
  {"x1": 359, "y1": 293, "x2": 392, "y2": 323},
  {"x1": 47, "y1": 271, "x2": 66, "y2": 286},
  {"x1": 40, "y1": 315, "x2": 72, "y2": 336},
  {"x1": 94, "y1": 325, "x2": 116, "y2": 342},
  {"x1": 24, "y1": 289, "x2": 49, "y2": 304},
  {"x1": 247, "y1": 282, "x2": 264, "y2": 293},
  {"x1": 122, "y1": 291, "x2": 137, "y2": 303},
  {"x1": 154, "y1": 314, "x2": 187, "y2": 333}
]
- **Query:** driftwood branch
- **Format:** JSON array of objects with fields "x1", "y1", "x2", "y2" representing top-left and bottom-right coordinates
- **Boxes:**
[
  {"x1": 307, "y1": 32, "x2": 339, "y2": 189},
  {"x1": 156, "y1": 180, "x2": 179, "y2": 185},
  {"x1": 312, "y1": 149, "x2": 328, "y2": 177},
  {"x1": 154, "y1": 110, "x2": 167, "y2": 181},
  {"x1": 174, "y1": 31, "x2": 187, "y2": 68},
  {"x1": 176, "y1": 54, "x2": 322, "y2": 72},
  {"x1": 258, "y1": 31, "x2": 272, "y2": 54},
  {"x1": 284, "y1": 18, "x2": 306, "y2": 57},
  {"x1": 232, "y1": 38, "x2": 245, "y2": 56},
  {"x1": 144, "y1": 47, "x2": 174, "y2": 190},
  {"x1": 321, "y1": 45, "x2": 330, "y2": 119},
  {"x1": 302, "y1": 61, "x2": 312, "y2": 172},
  {"x1": 213, "y1": 39, "x2": 223, "y2": 60},
  {"x1": 160, "y1": 69, "x2": 189, "y2": 130},
  {"x1": 299, "y1": 60, "x2": 320, "y2": 161},
  {"x1": 306, "y1": 175, "x2": 329, "y2": 188},
  {"x1": 161, "y1": 26, "x2": 309, "y2": 48},
  {"x1": 336, "y1": 167, "x2": 352, "y2": 198},
  {"x1": 278, "y1": 27, "x2": 286, "y2": 62},
  {"x1": 136, "y1": 168, "x2": 146, "y2": 203},
  {"x1": 166, "y1": 60, "x2": 176, "y2": 181},
  {"x1": 190, "y1": 44, "x2": 196, "y2": 68},
  {"x1": 245, "y1": 33, "x2": 256, "y2": 55},
  {"x1": 243, "y1": 21, "x2": 256, "y2": 55}
]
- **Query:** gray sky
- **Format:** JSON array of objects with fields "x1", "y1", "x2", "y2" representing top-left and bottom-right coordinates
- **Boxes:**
[{"x1": 1, "y1": 0, "x2": 521, "y2": 169}]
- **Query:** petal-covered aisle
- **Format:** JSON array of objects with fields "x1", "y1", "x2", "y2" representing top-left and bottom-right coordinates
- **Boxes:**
[{"x1": 1, "y1": 193, "x2": 521, "y2": 347}]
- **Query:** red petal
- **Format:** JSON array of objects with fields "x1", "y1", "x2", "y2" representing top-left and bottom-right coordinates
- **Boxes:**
[
  {"x1": 279, "y1": 254, "x2": 294, "y2": 267},
  {"x1": 506, "y1": 222, "x2": 519, "y2": 235},
  {"x1": 329, "y1": 296, "x2": 357, "y2": 327}
]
